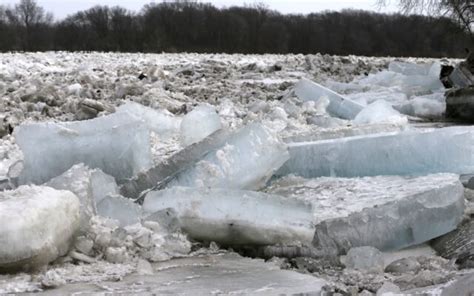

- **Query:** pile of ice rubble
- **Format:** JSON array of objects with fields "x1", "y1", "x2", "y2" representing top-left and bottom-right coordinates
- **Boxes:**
[{"x1": 1, "y1": 53, "x2": 474, "y2": 295}]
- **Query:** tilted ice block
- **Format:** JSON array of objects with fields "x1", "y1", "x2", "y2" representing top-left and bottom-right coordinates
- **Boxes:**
[
  {"x1": 267, "y1": 174, "x2": 464, "y2": 254},
  {"x1": 168, "y1": 123, "x2": 289, "y2": 190},
  {"x1": 46, "y1": 164, "x2": 118, "y2": 229},
  {"x1": 116, "y1": 101, "x2": 181, "y2": 138},
  {"x1": 15, "y1": 112, "x2": 152, "y2": 185},
  {"x1": 143, "y1": 187, "x2": 314, "y2": 245},
  {"x1": 388, "y1": 61, "x2": 433, "y2": 76},
  {"x1": 0, "y1": 186, "x2": 80, "y2": 272},
  {"x1": 293, "y1": 78, "x2": 364, "y2": 120},
  {"x1": 120, "y1": 129, "x2": 232, "y2": 199},
  {"x1": 278, "y1": 126, "x2": 474, "y2": 178},
  {"x1": 97, "y1": 195, "x2": 142, "y2": 227},
  {"x1": 180, "y1": 104, "x2": 222, "y2": 146}
]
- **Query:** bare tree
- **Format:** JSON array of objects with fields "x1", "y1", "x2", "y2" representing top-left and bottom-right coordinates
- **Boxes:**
[{"x1": 378, "y1": 0, "x2": 473, "y2": 39}]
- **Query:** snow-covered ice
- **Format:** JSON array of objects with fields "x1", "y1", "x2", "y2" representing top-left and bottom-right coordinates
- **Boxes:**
[
  {"x1": 0, "y1": 186, "x2": 80, "y2": 271},
  {"x1": 354, "y1": 100, "x2": 408, "y2": 125},
  {"x1": 143, "y1": 186, "x2": 314, "y2": 245},
  {"x1": 15, "y1": 112, "x2": 152, "y2": 184},
  {"x1": 267, "y1": 174, "x2": 464, "y2": 253}
]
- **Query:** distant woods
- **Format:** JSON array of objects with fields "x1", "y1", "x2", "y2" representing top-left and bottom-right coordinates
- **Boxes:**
[{"x1": 0, "y1": 0, "x2": 471, "y2": 57}]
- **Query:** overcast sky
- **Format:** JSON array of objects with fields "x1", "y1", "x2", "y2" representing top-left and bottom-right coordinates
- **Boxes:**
[{"x1": 1, "y1": 0, "x2": 400, "y2": 20}]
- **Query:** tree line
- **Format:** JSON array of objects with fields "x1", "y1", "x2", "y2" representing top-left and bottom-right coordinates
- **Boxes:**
[{"x1": 0, "y1": 0, "x2": 471, "y2": 57}]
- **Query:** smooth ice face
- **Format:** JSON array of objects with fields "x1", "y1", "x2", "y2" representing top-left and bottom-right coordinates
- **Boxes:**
[
  {"x1": 143, "y1": 187, "x2": 314, "y2": 245},
  {"x1": 0, "y1": 186, "x2": 80, "y2": 271},
  {"x1": 293, "y1": 78, "x2": 364, "y2": 120},
  {"x1": 180, "y1": 104, "x2": 222, "y2": 146},
  {"x1": 46, "y1": 164, "x2": 118, "y2": 229},
  {"x1": 267, "y1": 174, "x2": 465, "y2": 253},
  {"x1": 96, "y1": 195, "x2": 142, "y2": 227},
  {"x1": 278, "y1": 126, "x2": 474, "y2": 178},
  {"x1": 388, "y1": 61, "x2": 433, "y2": 76},
  {"x1": 15, "y1": 112, "x2": 152, "y2": 185},
  {"x1": 169, "y1": 123, "x2": 289, "y2": 190},
  {"x1": 116, "y1": 101, "x2": 181, "y2": 138},
  {"x1": 354, "y1": 100, "x2": 407, "y2": 125}
]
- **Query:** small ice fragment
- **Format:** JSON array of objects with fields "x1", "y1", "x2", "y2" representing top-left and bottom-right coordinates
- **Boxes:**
[
  {"x1": 96, "y1": 195, "x2": 142, "y2": 227},
  {"x1": 180, "y1": 104, "x2": 222, "y2": 146},
  {"x1": 354, "y1": 100, "x2": 408, "y2": 125},
  {"x1": 293, "y1": 78, "x2": 364, "y2": 120},
  {"x1": 345, "y1": 246, "x2": 384, "y2": 273},
  {"x1": 143, "y1": 186, "x2": 314, "y2": 245}
]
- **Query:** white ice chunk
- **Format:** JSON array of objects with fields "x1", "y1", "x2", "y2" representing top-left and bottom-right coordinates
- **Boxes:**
[
  {"x1": 347, "y1": 91, "x2": 408, "y2": 106},
  {"x1": 0, "y1": 186, "x2": 80, "y2": 271},
  {"x1": 66, "y1": 83, "x2": 82, "y2": 96},
  {"x1": 345, "y1": 246, "x2": 384, "y2": 272},
  {"x1": 15, "y1": 112, "x2": 152, "y2": 184},
  {"x1": 278, "y1": 126, "x2": 474, "y2": 178},
  {"x1": 169, "y1": 123, "x2": 289, "y2": 190},
  {"x1": 267, "y1": 174, "x2": 464, "y2": 253},
  {"x1": 354, "y1": 100, "x2": 408, "y2": 125},
  {"x1": 388, "y1": 61, "x2": 433, "y2": 76},
  {"x1": 97, "y1": 195, "x2": 142, "y2": 227},
  {"x1": 396, "y1": 93, "x2": 446, "y2": 118},
  {"x1": 116, "y1": 101, "x2": 181, "y2": 138},
  {"x1": 46, "y1": 164, "x2": 118, "y2": 229},
  {"x1": 143, "y1": 186, "x2": 314, "y2": 245},
  {"x1": 293, "y1": 78, "x2": 364, "y2": 120},
  {"x1": 180, "y1": 104, "x2": 222, "y2": 146}
]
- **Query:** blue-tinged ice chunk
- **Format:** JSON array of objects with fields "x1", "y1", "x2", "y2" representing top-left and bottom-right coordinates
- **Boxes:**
[
  {"x1": 168, "y1": 123, "x2": 289, "y2": 190},
  {"x1": 143, "y1": 186, "x2": 314, "y2": 245},
  {"x1": 180, "y1": 104, "x2": 222, "y2": 146},
  {"x1": 278, "y1": 126, "x2": 474, "y2": 178},
  {"x1": 15, "y1": 112, "x2": 152, "y2": 185},
  {"x1": 293, "y1": 78, "x2": 364, "y2": 120}
]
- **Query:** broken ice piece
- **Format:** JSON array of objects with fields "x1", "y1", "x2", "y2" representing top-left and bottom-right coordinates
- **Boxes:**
[
  {"x1": 15, "y1": 112, "x2": 152, "y2": 185},
  {"x1": 354, "y1": 100, "x2": 408, "y2": 125},
  {"x1": 293, "y1": 78, "x2": 364, "y2": 120},
  {"x1": 0, "y1": 186, "x2": 80, "y2": 272},
  {"x1": 143, "y1": 187, "x2": 314, "y2": 245},
  {"x1": 168, "y1": 123, "x2": 289, "y2": 190},
  {"x1": 46, "y1": 164, "x2": 118, "y2": 229},
  {"x1": 278, "y1": 126, "x2": 474, "y2": 178},
  {"x1": 388, "y1": 61, "x2": 433, "y2": 76},
  {"x1": 180, "y1": 104, "x2": 222, "y2": 146},
  {"x1": 267, "y1": 174, "x2": 464, "y2": 254},
  {"x1": 120, "y1": 129, "x2": 232, "y2": 199},
  {"x1": 97, "y1": 195, "x2": 142, "y2": 227},
  {"x1": 116, "y1": 101, "x2": 181, "y2": 138}
]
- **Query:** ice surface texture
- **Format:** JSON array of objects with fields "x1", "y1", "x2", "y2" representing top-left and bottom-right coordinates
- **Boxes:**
[
  {"x1": 143, "y1": 186, "x2": 314, "y2": 245},
  {"x1": 116, "y1": 101, "x2": 181, "y2": 138},
  {"x1": 294, "y1": 78, "x2": 364, "y2": 119},
  {"x1": 0, "y1": 186, "x2": 80, "y2": 271},
  {"x1": 278, "y1": 126, "x2": 474, "y2": 178},
  {"x1": 15, "y1": 112, "x2": 152, "y2": 185},
  {"x1": 97, "y1": 195, "x2": 142, "y2": 227},
  {"x1": 269, "y1": 174, "x2": 464, "y2": 254},
  {"x1": 168, "y1": 123, "x2": 289, "y2": 190},
  {"x1": 354, "y1": 100, "x2": 407, "y2": 125},
  {"x1": 180, "y1": 104, "x2": 222, "y2": 146}
]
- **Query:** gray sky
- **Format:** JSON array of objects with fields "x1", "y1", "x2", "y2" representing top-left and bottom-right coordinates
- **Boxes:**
[{"x1": 1, "y1": 0, "x2": 400, "y2": 20}]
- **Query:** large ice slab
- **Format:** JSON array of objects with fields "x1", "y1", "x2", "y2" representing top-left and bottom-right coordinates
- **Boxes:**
[
  {"x1": 15, "y1": 112, "x2": 152, "y2": 184},
  {"x1": 180, "y1": 104, "x2": 222, "y2": 146},
  {"x1": 0, "y1": 186, "x2": 80, "y2": 272},
  {"x1": 388, "y1": 61, "x2": 433, "y2": 76},
  {"x1": 267, "y1": 174, "x2": 464, "y2": 254},
  {"x1": 116, "y1": 101, "x2": 181, "y2": 138},
  {"x1": 46, "y1": 164, "x2": 118, "y2": 229},
  {"x1": 143, "y1": 187, "x2": 314, "y2": 245},
  {"x1": 293, "y1": 78, "x2": 364, "y2": 119},
  {"x1": 167, "y1": 123, "x2": 289, "y2": 190},
  {"x1": 43, "y1": 253, "x2": 328, "y2": 295},
  {"x1": 278, "y1": 126, "x2": 474, "y2": 178},
  {"x1": 120, "y1": 129, "x2": 232, "y2": 199}
]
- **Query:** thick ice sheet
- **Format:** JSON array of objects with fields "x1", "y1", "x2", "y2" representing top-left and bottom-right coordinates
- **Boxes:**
[
  {"x1": 278, "y1": 126, "x2": 474, "y2": 178},
  {"x1": 15, "y1": 112, "x2": 152, "y2": 184},
  {"x1": 143, "y1": 186, "x2": 314, "y2": 245},
  {"x1": 168, "y1": 123, "x2": 289, "y2": 190},
  {"x1": 293, "y1": 78, "x2": 364, "y2": 119},
  {"x1": 0, "y1": 186, "x2": 80, "y2": 271},
  {"x1": 268, "y1": 174, "x2": 465, "y2": 253}
]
